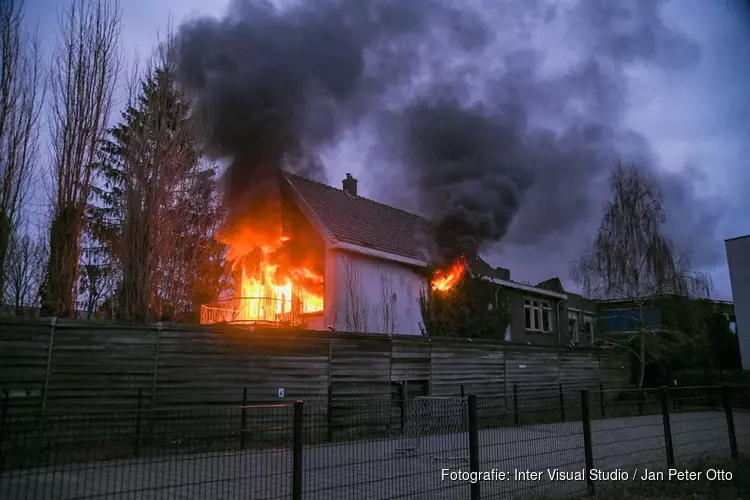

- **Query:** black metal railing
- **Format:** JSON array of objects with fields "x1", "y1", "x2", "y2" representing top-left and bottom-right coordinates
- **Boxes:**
[{"x1": 1, "y1": 384, "x2": 747, "y2": 499}]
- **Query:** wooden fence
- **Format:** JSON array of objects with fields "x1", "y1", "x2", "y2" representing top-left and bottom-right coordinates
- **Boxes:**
[{"x1": 0, "y1": 317, "x2": 631, "y2": 414}]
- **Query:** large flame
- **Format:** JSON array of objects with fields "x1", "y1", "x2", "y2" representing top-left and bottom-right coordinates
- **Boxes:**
[
  {"x1": 432, "y1": 256, "x2": 468, "y2": 292},
  {"x1": 206, "y1": 174, "x2": 325, "y2": 326},
  {"x1": 232, "y1": 236, "x2": 324, "y2": 322}
]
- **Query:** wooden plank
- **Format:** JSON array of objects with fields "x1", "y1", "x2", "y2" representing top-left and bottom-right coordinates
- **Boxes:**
[
  {"x1": 155, "y1": 326, "x2": 329, "y2": 407},
  {"x1": 0, "y1": 322, "x2": 51, "y2": 395},
  {"x1": 390, "y1": 337, "x2": 430, "y2": 382},
  {"x1": 558, "y1": 348, "x2": 600, "y2": 392},
  {"x1": 430, "y1": 339, "x2": 504, "y2": 397},
  {"x1": 504, "y1": 346, "x2": 560, "y2": 394},
  {"x1": 329, "y1": 336, "x2": 391, "y2": 402},
  {"x1": 598, "y1": 347, "x2": 632, "y2": 395}
]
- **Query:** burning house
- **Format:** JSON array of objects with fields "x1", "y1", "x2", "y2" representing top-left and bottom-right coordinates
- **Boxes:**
[
  {"x1": 200, "y1": 170, "x2": 594, "y2": 345},
  {"x1": 201, "y1": 171, "x2": 434, "y2": 334}
]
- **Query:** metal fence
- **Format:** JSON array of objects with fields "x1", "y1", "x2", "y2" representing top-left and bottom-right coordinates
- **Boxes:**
[{"x1": 0, "y1": 385, "x2": 747, "y2": 499}]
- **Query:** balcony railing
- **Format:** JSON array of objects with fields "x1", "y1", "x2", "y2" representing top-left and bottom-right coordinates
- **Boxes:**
[{"x1": 200, "y1": 296, "x2": 309, "y2": 326}]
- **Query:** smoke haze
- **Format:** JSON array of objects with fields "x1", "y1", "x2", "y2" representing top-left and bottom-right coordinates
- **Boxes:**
[{"x1": 176, "y1": 0, "x2": 726, "y2": 270}]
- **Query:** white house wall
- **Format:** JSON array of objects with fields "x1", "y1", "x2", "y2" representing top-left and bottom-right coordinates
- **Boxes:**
[
  {"x1": 332, "y1": 251, "x2": 428, "y2": 335},
  {"x1": 323, "y1": 248, "x2": 339, "y2": 331}
]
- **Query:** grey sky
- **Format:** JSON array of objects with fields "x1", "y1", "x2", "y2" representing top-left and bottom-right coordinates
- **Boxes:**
[{"x1": 22, "y1": 0, "x2": 750, "y2": 300}]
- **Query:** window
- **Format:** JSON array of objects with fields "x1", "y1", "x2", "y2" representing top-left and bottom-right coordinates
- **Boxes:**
[
  {"x1": 525, "y1": 298, "x2": 552, "y2": 332},
  {"x1": 568, "y1": 310, "x2": 580, "y2": 341},
  {"x1": 602, "y1": 308, "x2": 661, "y2": 332},
  {"x1": 583, "y1": 314, "x2": 595, "y2": 342},
  {"x1": 541, "y1": 301, "x2": 552, "y2": 331}
]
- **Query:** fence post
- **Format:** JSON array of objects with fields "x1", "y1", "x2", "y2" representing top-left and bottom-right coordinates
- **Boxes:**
[
  {"x1": 0, "y1": 390, "x2": 8, "y2": 472},
  {"x1": 468, "y1": 395, "x2": 480, "y2": 500},
  {"x1": 41, "y1": 317, "x2": 57, "y2": 415},
  {"x1": 599, "y1": 382, "x2": 605, "y2": 417},
  {"x1": 151, "y1": 322, "x2": 162, "y2": 408},
  {"x1": 558, "y1": 383, "x2": 565, "y2": 421},
  {"x1": 292, "y1": 400, "x2": 304, "y2": 500},
  {"x1": 513, "y1": 384, "x2": 519, "y2": 426},
  {"x1": 637, "y1": 388, "x2": 644, "y2": 416},
  {"x1": 240, "y1": 388, "x2": 248, "y2": 450},
  {"x1": 581, "y1": 390, "x2": 595, "y2": 496},
  {"x1": 327, "y1": 385, "x2": 334, "y2": 442},
  {"x1": 399, "y1": 382, "x2": 407, "y2": 432},
  {"x1": 461, "y1": 385, "x2": 465, "y2": 398},
  {"x1": 134, "y1": 388, "x2": 143, "y2": 457},
  {"x1": 659, "y1": 386, "x2": 675, "y2": 467},
  {"x1": 722, "y1": 385, "x2": 739, "y2": 461}
]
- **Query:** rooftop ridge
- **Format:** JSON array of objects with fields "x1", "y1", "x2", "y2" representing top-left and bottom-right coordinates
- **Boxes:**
[{"x1": 282, "y1": 171, "x2": 430, "y2": 224}]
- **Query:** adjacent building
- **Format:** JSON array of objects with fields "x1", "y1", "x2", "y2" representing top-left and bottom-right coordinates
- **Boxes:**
[
  {"x1": 279, "y1": 172, "x2": 603, "y2": 343},
  {"x1": 726, "y1": 235, "x2": 750, "y2": 369}
]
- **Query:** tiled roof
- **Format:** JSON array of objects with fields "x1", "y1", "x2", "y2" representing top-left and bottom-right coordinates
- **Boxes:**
[{"x1": 283, "y1": 172, "x2": 430, "y2": 262}]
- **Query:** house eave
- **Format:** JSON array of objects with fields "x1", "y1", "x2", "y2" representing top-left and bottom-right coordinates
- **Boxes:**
[
  {"x1": 596, "y1": 296, "x2": 734, "y2": 306},
  {"x1": 330, "y1": 241, "x2": 430, "y2": 268},
  {"x1": 483, "y1": 277, "x2": 568, "y2": 299}
]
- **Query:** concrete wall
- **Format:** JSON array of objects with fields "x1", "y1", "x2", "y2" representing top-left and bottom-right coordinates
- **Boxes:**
[
  {"x1": 332, "y1": 251, "x2": 427, "y2": 335},
  {"x1": 726, "y1": 236, "x2": 750, "y2": 369}
]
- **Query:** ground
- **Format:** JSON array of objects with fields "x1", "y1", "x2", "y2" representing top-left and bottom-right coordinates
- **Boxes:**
[{"x1": 0, "y1": 410, "x2": 747, "y2": 499}]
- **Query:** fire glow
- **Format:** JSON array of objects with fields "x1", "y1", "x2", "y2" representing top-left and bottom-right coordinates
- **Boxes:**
[
  {"x1": 432, "y1": 256, "x2": 468, "y2": 292},
  {"x1": 226, "y1": 235, "x2": 324, "y2": 324}
]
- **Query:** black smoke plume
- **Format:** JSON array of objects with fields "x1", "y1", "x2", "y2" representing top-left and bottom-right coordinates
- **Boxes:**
[{"x1": 177, "y1": 0, "x2": 719, "y2": 266}]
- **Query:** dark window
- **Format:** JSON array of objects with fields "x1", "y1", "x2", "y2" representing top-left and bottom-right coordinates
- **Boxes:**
[
  {"x1": 568, "y1": 318, "x2": 577, "y2": 337},
  {"x1": 525, "y1": 307, "x2": 532, "y2": 329},
  {"x1": 583, "y1": 317, "x2": 594, "y2": 342}
]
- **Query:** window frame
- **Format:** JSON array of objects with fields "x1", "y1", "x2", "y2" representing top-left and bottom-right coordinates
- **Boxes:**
[
  {"x1": 524, "y1": 298, "x2": 553, "y2": 333},
  {"x1": 582, "y1": 313, "x2": 595, "y2": 342},
  {"x1": 568, "y1": 309, "x2": 580, "y2": 342}
]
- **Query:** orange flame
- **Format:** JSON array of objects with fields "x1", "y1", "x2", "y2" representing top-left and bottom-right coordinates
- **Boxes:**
[
  {"x1": 233, "y1": 239, "x2": 324, "y2": 322},
  {"x1": 209, "y1": 176, "x2": 325, "y2": 325},
  {"x1": 432, "y1": 256, "x2": 468, "y2": 292}
]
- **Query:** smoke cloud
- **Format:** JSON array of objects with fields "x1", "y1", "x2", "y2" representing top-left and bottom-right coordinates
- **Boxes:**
[{"x1": 177, "y1": 0, "x2": 720, "y2": 267}]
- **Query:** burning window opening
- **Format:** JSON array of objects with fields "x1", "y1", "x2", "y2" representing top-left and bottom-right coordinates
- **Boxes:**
[
  {"x1": 201, "y1": 234, "x2": 324, "y2": 326},
  {"x1": 431, "y1": 255, "x2": 468, "y2": 293}
]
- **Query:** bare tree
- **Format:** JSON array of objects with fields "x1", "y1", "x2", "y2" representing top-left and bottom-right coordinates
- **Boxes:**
[
  {"x1": 0, "y1": 0, "x2": 44, "y2": 297},
  {"x1": 41, "y1": 0, "x2": 121, "y2": 317},
  {"x1": 3, "y1": 231, "x2": 47, "y2": 315},
  {"x1": 342, "y1": 255, "x2": 369, "y2": 332},
  {"x1": 378, "y1": 267, "x2": 398, "y2": 334},
  {"x1": 570, "y1": 163, "x2": 712, "y2": 387}
]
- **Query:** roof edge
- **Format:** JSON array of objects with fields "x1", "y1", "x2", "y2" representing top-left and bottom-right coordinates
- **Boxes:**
[
  {"x1": 726, "y1": 234, "x2": 750, "y2": 243},
  {"x1": 596, "y1": 296, "x2": 733, "y2": 305},
  {"x1": 281, "y1": 174, "x2": 335, "y2": 243},
  {"x1": 330, "y1": 241, "x2": 430, "y2": 268},
  {"x1": 483, "y1": 276, "x2": 568, "y2": 299}
]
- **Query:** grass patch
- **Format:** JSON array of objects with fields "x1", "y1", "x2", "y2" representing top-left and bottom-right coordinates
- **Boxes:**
[{"x1": 561, "y1": 456, "x2": 750, "y2": 499}]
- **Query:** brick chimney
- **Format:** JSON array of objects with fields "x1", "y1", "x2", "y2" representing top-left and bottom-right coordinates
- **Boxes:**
[
  {"x1": 342, "y1": 173, "x2": 357, "y2": 196},
  {"x1": 495, "y1": 267, "x2": 510, "y2": 281}
]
